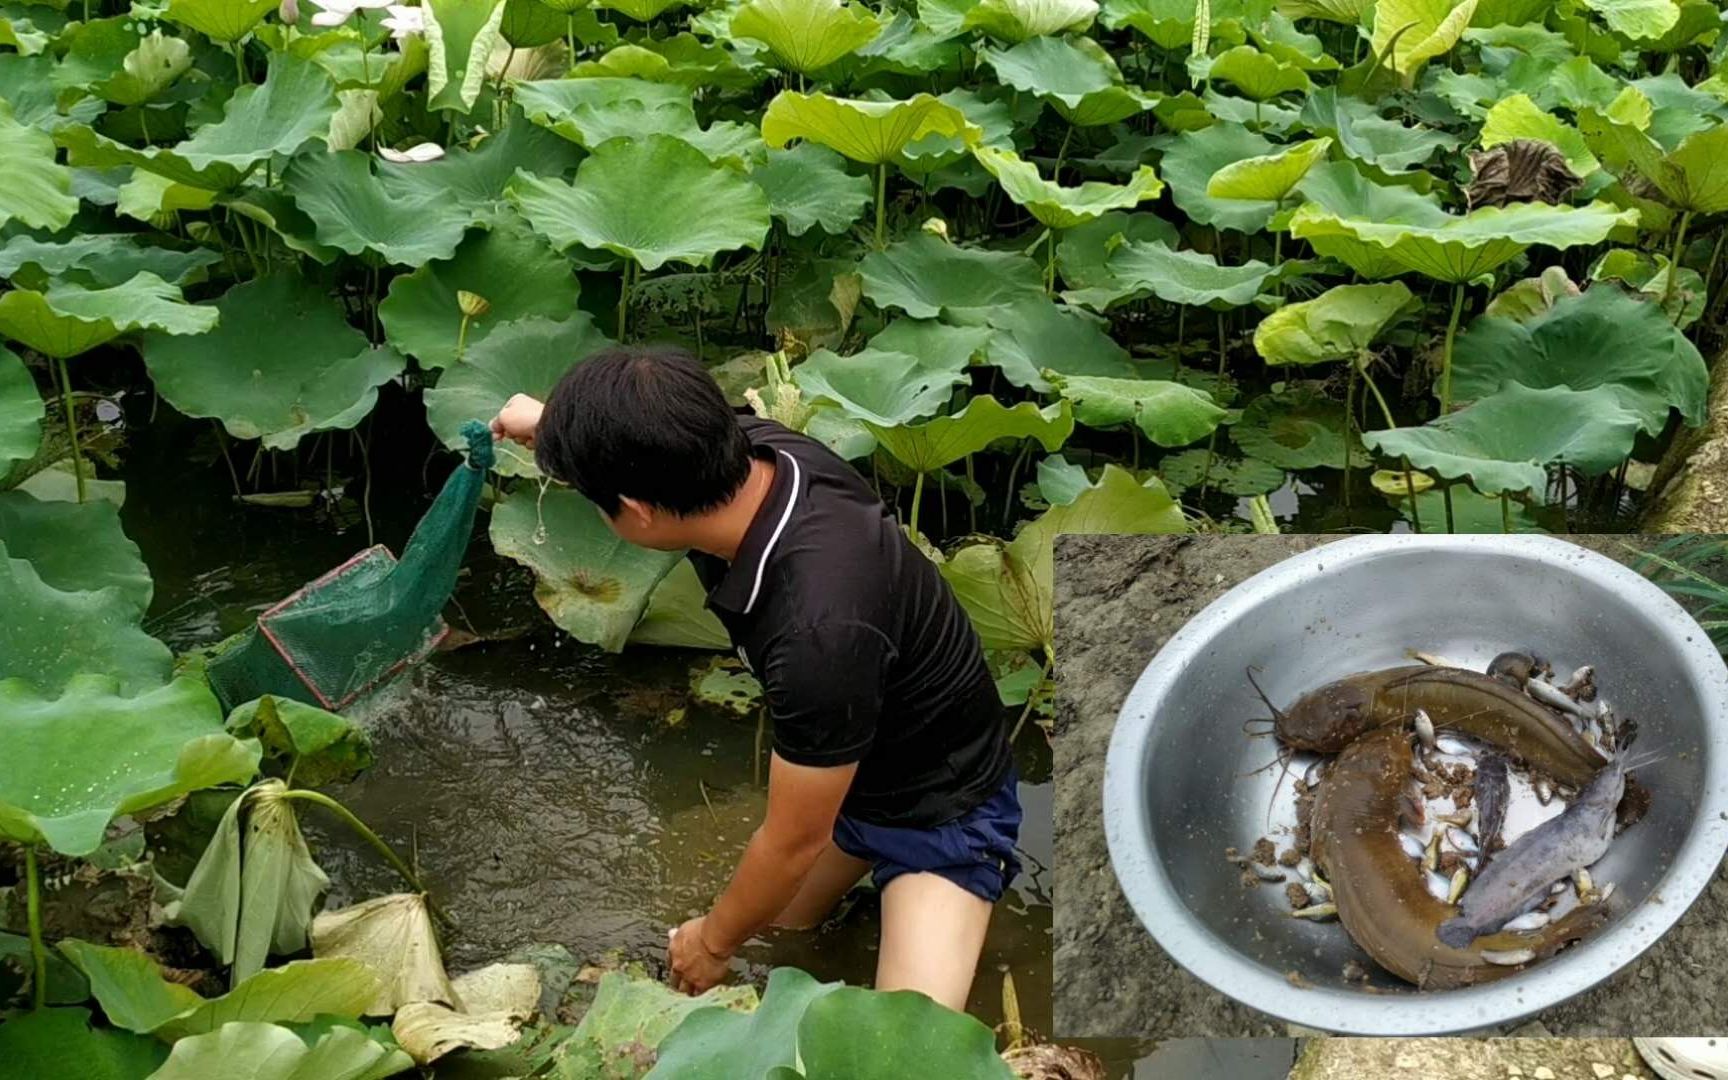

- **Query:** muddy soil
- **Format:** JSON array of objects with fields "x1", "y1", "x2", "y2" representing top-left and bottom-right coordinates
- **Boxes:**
[{"x1": 1052, "y1": 535, "x2": 1728, "y2": 1038}]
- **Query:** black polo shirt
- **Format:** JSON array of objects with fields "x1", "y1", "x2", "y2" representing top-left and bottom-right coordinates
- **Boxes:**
[{"x1": 689, "y1": 416, "x2": 1011, "y2": 828}]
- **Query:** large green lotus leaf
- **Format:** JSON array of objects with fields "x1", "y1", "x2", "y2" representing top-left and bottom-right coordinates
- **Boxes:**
[
  {"x1": 0, "y1": 6, "x2": 68, "y2": 56},
  {"x1": 1393, "y1": 484, "x2": 1545, "y2": 534},
  {"x1": 56, "y1": 21, "x2": 190, "y2": 106},
  {"x1": 792, "y1": 987, "x2": 1016, "y2": 1080},
  {"x1": 1448, "y1": 287, "x2": 1706, "y2": 431},
  {"x1": 0, "y1": 674, "x2": 257, "y2": 855},
  {"x1": 0, "y1": 54, "x2": 104, "y2": 132},
  {"x1": 1582, "y1": 0, "x2": 1679, "y2": 39},
  {"x1": 0, "y1": 490, "x2": 151, "y2": 613},
  {"x1": 509, "y1": 135, "x2": 770, "y2": 271},
  {"x1": 491, "y1": 483, "x2": 685, "y2": 652},
  {"x1": 761, "y1": 90, "x2": 978, "y2": 164},
  {"x1": 942, "y1": 465, "x2": 1183, "y2": 651},
  {"x1": 149, "y1": 1021, "x2": 413, "y2": 1080},
  {"x1": 1370, "y1": 0, "x2": 1479, "y2": 81},
  {"x1": 1052, "y1": 211, "x2": 1179, "y2": 308},
  {"x1": 1207, "y1": 45, "x2": 1311, "y2": 100},
  {"x1": 374, "y1": 120, "x2": 584, "y2": 227},
  {"x1": 974, "y1": 146, "x2": 1162, "y2": 230},
  {"x1": 0, "y1": 1008, "x2": 166, "y2": 1080},
  {"x1": 1206, "y1": 137, "x2": 1330, "y2": 202},
  {"x1": 0, "y1": 101, "x2": 76, "y2": 231},
  {"x1": 0, "y1": 273, "x2": 217, "y2": 359},
  {"x1": 898, "y1": 88, "x2": 1017, "y2": 174},
  {"x1": 1099, "y1": 0, "x2": 1272, "y2": 46},
  {"x1": 869, "y1": 317, "x2": 997, "y2": 369},
  {"x1": 730, "y1": 0, "x2": 882, "y2": 74},
  {"x1": 56, "y1": 54, "x2": 339, "y2": 191},
  {"x1": 750, "y1": 142, "x2": 873, "y2": 236},
  {"x1": 227, "y1": 695, "x2": 374, "y2": 789},
  {"x1": 628, "y1": 559, "x2": 730, "y2": 650},
  {"x1": 1363, "y1": 383, "x2": 1644, "y2": 497},
  {"x1": 793, "y1": 344, "x2": 972, "y2": 427},
  {"x1": 167, "y1": 0, "x2": 278, "y2": 42},
  {"x1": 1074, "y1": 240, "x2": 1273, "y2": 309},
  {"x1": 956, "y1": 296, "x2": 1134, "y2": 391},
  {"x1": 644, "y1": 967, "x2": 834, "y2": 1078},
  {"x1": 1296, "y1": 89, "x2": 1458, "y2": 174},
  {"x1": 869, "y1": 398, "x2": 1073, "y2": 474},
  {"x1": 0, "y1": 546, "x2": 172, "y2": 696},
  {"x1": 57, "y1": 941, "x2": 205, "y2": 1033},
  {"x1": 143, "y1": 276, "x2": 403, "y2": 451},
  {"x1": 515, "y1": 78, "x2": 758, "y2": 163},
  {"x1": 1275, "y1": 0, "x2": 1371, "y2": 17},
  {"x1": 596, "y1": 0, "x2": 699, "y2": 19},
  {"x1": 424, "y1": 315, "x2": 613, "y2": 476},
  {"x1": 962, "y1": 0, "x2": 1098, "y2": 41},
  {"x1": 425, "y1": 0, "x2": 507, "y2": 113},
  {"x1": 979, "y1": 37, "x2": 1155, "y2": 127},
  {"x1": 1286, "y1": 200, "x2": 1640, "y2": 283},
  {"x1": 379, "y1": 222, "x2": 581, "y2": 371},
  {"x1": 1154, "y1": 124, "x2": 1280, "y2": 233},
  {"x1": 1049, "y1": 374, "x2": 1225, "y2": 446},
  {"x1": 1290, "y1": 160, "x2": 1447, "y2": 278},
  {"x1": 1580, "y1": 111, "x2": 1728, "y2": 214},
  {"x1": 1479, "y1": 93, "x2": 1598, "y2": 176},
  {"x1": 0, "y1": 233, "x2": 220, "y2": 290},
  {"x1": 858, "y1": 233, "x2": 1043, "y2": 318},
  {"x1": 284, "y1": 151, "x2": 470, "y2": 267},
  {"x1": 1253, "y1": 282, "x2": 1417, "y2": 365},
  {"x1": 0, "y1": 345, "x2": 42, "y2": 474},
  {"x1": 1233, "y1": 385, "x2": 1363, "y2": 469}
]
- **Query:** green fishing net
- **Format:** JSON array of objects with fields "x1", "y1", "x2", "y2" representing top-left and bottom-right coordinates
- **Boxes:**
[{"x1": 207, "y1": 421, "x2": 495, "y2": 713}]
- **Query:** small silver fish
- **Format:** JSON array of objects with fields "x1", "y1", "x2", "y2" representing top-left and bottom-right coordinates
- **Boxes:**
[
  {"x1": 1599, "y1": 881, "x2": 1616, "y2": 904},
  {"x1": 1447, "y1": 867, "x2": 1469, "y2": 903},
  {"x1": 1434, "y1": 734, "x2": 1476, "y2": 757},
  {"x1": 1414, "y1": 708, "x2": 1437, "y2": 750},
  {"x1": 1480, "y1": 948, "x2": 1535, "y2": 966},
  {"x1": 1526, "y1": 677, "x2": 1593, "y2": 719},
  {"x1": 1534, "y1": 777, "x2": 1556, "y2": 805},
  {"x1": 1501, "y1": 910, "x2": 1551, "y2": 932},
  {"x1": 1423, "y1": 830, "x2": 1442, "y2": 873},
  {"x1": 1446, "y1": 826, "x2": 1480, "y2": 854},
  {"x1": 1425, "y1": 870, "x2": 1452, "y2": 901},
  {"x1": 1399, "y1": 832, "x2": 1427, "y2": 861},
  {"x1": 1290, "y1": 903, "x2": 1338, "y2": 920}
]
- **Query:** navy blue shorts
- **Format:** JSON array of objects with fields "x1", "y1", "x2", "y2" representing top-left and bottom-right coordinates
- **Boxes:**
[{"x1": 831, "y1": 767, "x2": 1022, "y2": 903}]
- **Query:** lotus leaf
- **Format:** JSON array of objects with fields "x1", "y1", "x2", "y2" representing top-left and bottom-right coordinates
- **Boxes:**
[
  {"x1": 0, "y1": 345, "x2": 42, "y2": 474},
  {"x1": 148, "y1": 1021, "x2": 414, "y2": 1080},
  {"x1": 0, "y1": 548, "x2": 173, "y2": 696},
  {"x1": 1101, "y1": 0, "x2": 1257, "y2": 48},
  {"x1": 1362, "y1": 383, "x2": 1645, "y2": 497},
  {"x1": 974, "y1": 146, "x2": 1162, "y2": 230},
  {"x1": 1581, "y1": 0, "x2": 1679, "y2": 39},
  {"x1": 0, "y1": 234, "x2": 220, "y2": 290},
  {"x1": 1394, "y1": 484, "x2": 1545, "y2": 533},
  {"x1": 0, "y1": 101, "x2": 76, "y2": 231},
  {"x1": 1075, "y1": 240, "x2": 1273, "y2": 309},
  {"x1": 870, "y1": 399, "x2": 1074, "y2": 475},
  {"x1": 942, "y1": 465, "x2": 1183, "y2": 651},
  {"x1": 425, "y1": 0, "x2": 507, "y2": 113},
  {"x1": 1207, "y1": 45, "x2": 1311, "y2": 100},
  {"x1": 170, "y1": 781, "x2": 333, "y2": 984},
  {"x1": 1479, "y1": 93, "x2": 1598, "y2": 176},
  {"x1": 1369, "y1": 0, "x2": 1479, "y2": 81},
  {"x1": 1206, "y1": 137, "x2": 1331, "y2": 202},
  {"x1": 284, "y1": 151, "x2": 471, "y2": 267},
  {"x1": 1033, "y1": 454, "x2": 1090, "y2": 506},
  {"x1": 58, "y1": 941, "x2": 206, "y2": 1033},
  {"x1": 515, "y1": 78, "x2": 758, "y2": 163},
  {"x1": 1580, "y1": 112, "x2": 1728, "y2": 214},
  {"x1": 962, "y1": 0, "x2": 1098, "y2": 41},
  {"x1": 0, "y1": 1007, "x2": 166, "y2": 1080},
  {"x1": 958, "y1": 297, "x2": 1134, "y2": 391},
  {"x1": 509, "y1": 135, "x2": 770, "y2": 271},
  {"x1": 1588, "y1": 248, "x2": 1704, "y2": 327},
  {"x1": 491, "y1": 483, "x2": 686, "y2": 651},
  {"x1": 979, "y1": 37, "x2": 1155, "y2": 127},
  {"x1": 1447, "y1": 287, "x2": 1706, "y2": 431},
  {"x1": 629, "y1": 560, "x2": 731, "y2": 649},
  {"x1": 311, "y1": 894, "x2": 453, "y2": 1016},
  {"x1": 1291, "y1": 160, "x2": 1447, "y2": 278},
  {"x1": 1049, "y1": 374, "x2": 1226, "y2": 446},
  {"x1": 1159, "y1": 447, "x2": 1287, "y2": 496},
  {"x1": 1233, "y1": 385, "x2": 1363, "y2": 469},
  {"x1": 0, "y1": 54, "x2": 103, "y2": 132},
  {"x1": 374, "y1": 118, "x2": 584, "y2": 225},
  {"x1": 597, "y1": 0, "x2": 699, "y2": 20},
  {"x1": 750, "y1": 143, "x2": 873, "y2": 236},
  {"x1": 0, "y1": 674, "x2": 257, "y2": 855},
  {"x1": 166, "y1": 0, "x2": 279, "y2": 42},
  {"x1": 379, "y1": 222, "x2": 582, "y2": 370},
  {"x1": 858, "y1": 233, "x2": 1044, "y2": 317},
  {"x1": 760, "y1": 90, "x2": 979, "y2": 164},
  {"x1": 143, "y1": 275, "x2": 404, "y2": 451},
  {"x1": 1286, "y1": 200, "x2": 1640, "y2": 283},
  {"x1": 643, "y1": 966, "x2": 832, "y2": 1078},
  {"x1": 391, "y1": 963, "x2": 540, "y2": 1064},
  {"x1": 1296, "y1": 89, "x2": 1458, "y2": 174},
  {"x1": 793, "y1": 987, "x2": 1017, "y2": 1079},
  {"x1": 691, "y1": 656, "x2": 765, "y2": 716},
  {"x1": 1253, "y1": 282, "x2": 1417, "y2": 365},
  {"x1": 1155, "y1": 124, "x2": 1281, "y2": 232},
  {"x1": 57, "y1": 21, "x2": 190, "y2": 106},
  {"x1": 730, "y1": 0, "x2": 882, "y2": 73},
  {"x1": 1052, "y1": 211, "x2": 1179, "y2": 308},
  {"x1": 0, "y1": 490, "x2": 151, "y2": 613},
  {"x1": 227, "y1": 696, "x2": 375, "y2": 789},
  {"x1": 0, "y1": 273, "x2": 217, "y2": 360},
  {"x1": 793, "y1": 345, "x2": 972, "y2": 427}
]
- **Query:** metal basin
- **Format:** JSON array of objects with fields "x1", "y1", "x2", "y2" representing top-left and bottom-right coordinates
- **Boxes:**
[{"x1": 1102, "y1": 535, "x2": 1728, "y2": 1034}]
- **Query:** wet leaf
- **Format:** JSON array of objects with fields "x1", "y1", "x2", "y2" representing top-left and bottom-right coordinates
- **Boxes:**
[
  {"x1": 1159, "y1": 448, "x2": 1286, "y2": 496},
  {"x1": 392, "y1": 963, "x2": 540, "y2": 1064},
  {"x1": 749, "y1": 143, "x2": 874, "y2": 236},
  {"x1": 0, "y1": 490, "x2": 152, "y2": 613},
  {"x1": 227, "y1": 695, "x2": 374, "y2": 788},
  {"x1": 0, "y1": 548, "x2": 173, "y2": 697},
  {"x1": 691, "y1": 655, "x2": 763, "y2": 716},
  {"x1": 1252, "y1": 282, "x2": 1416, "y2": 365},
  {"x1": 1232, "y1": 385, "x2": 1363, "y2": 470}
]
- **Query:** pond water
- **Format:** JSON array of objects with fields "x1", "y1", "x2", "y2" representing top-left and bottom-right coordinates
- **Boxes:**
[{"x1": 119, "y1": 409, "x2": 1052, "y2": 1032}]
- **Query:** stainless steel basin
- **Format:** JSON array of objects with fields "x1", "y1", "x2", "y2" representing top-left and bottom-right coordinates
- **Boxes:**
[{"x1": 1102, "y1": 535, "x2": 1728, "y2": 1034}]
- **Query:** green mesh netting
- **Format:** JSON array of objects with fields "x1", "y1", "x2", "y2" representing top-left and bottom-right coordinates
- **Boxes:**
[{"x1": 207, "y1": 421, "x2": 495, "y2": 713}]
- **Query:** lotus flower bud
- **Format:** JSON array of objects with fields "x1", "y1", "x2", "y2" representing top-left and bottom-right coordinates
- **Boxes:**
[
  {"x1": 921, "y1": 216, "x2": 949, "y2": 240},
  {"x1": 279, "y1": 0, "x2": 300, "y2": 23},
  {"x1": 457, "y1": 290, "x2": 491, "y2": 318}
]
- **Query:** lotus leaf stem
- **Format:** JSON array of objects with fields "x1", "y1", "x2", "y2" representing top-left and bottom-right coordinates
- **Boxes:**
[
  {"x1": 1665, "y1": 210, "x2": 1692, "y2": 321},
  {"x1": 1197, "y1": 312, "x2": 1227, "y2": 497},
  {"x1": 1358, "y1": 358, "x2": 1397, "y2": 430},
  {"x1": 875, "y1": 163, "x2": 889, "y2": 250},
  {"x1": 232, "y1": 42, "x2": 245, "y2": 84},
  {"x1": 25, "y1": 845, "x2": 44, "y2": 1009},
  {"x1": 1443, "y1": 485, "x2": 1455, "y2": 534},
  {"x1": 279, "y1": 789, "x2": 453, "y2": 928},
  {"x1": 1501, "y1": 492, "x2": 1512, "y2": 533},
  {"x1": 1438, "y1": 281, "x2": 1465, "y2": 415},
  {"x1": 1008, "y1": 653, "x2": 1053, "y2": 743},
  {"x1": 618, "y1": 261, "x2": 635, "y2": 340},
  {"x1": 909, "y1": 469, "x2": 926, "y2": 536},
  {"x1": 1403, "y1": 456, "x2": 1422, "y2": 533},
  {"x1": 54, "y1": 356, "x2": 86, "y2": 504},
  {"x1": 455, "y1": 314, "x2": 473, "y2": 363}
]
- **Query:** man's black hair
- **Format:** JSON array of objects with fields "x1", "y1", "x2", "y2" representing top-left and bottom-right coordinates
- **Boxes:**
[{"x1": 535, "y1": 344, "x2": 753, "y2": 517}]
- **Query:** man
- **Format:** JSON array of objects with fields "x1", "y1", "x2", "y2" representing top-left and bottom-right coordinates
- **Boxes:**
[{"x1": 490, "y1": 343, "x2": 1018, "y2": 1012}]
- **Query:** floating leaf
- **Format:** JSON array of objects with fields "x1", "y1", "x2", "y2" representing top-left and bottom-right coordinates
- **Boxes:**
[
  {"x1": 0, "y1": 101, "x2": 76, "y2": 231},
  {"x1": 509, "y1": 135, "x2": 770, "y2": 271},
  {"x1": 730, "y1": 0, "x2": 883, "y2": 73},
  {"x1": 1159, "y1": 448, "x2": 1287, "y2": 496},
  {"x1": 285, "y1": 151, "x2": 471, "y2": 267},
  {"x1": 0, "y1": 675, "x2": 257, "y2": 856},
  {"x1": 858, "y1": 233, "x2": 1043, "y2": 318},
  {"x1": 1252, "y1": 283, "x2": 1417, "y2": 365},
  {"x1": 143, "y1": 275, "x2": 403, "y2": 451},
  {"x1": 490, "y1": 484, "x2": 684, "y2": 652},
  {"x1": 1049, "y1": 374, "x2": 1226, "y2": 446},
  {"x1": 148, "y1": 1021, "x2": 413, "y2": 1080},
  {"x1": 980, "y1": 37, "x2": 1155, "y2": 127},
  {"x1": 1362, "y1": 383, "x2": 1644, "y2": 497},
  {"x1": 1205, "y1": 137, "x2": 1330, "y2": 202},
  {"x1": 1369, "y1": 0, "x2": 1479, "y2": 81},
  {"x1": 760, "y1": 90, "x2": 979, "y2": 164},
  {"x1": 1233, "y1": 385, "x2": 1363, "y2": 469},
  {"x1": 869, "y1": 398, "x2": 1074, "y2": 474},
  {"x1": 312, "y1": 894, "x2": 453, "y2": 1016},
  {"x1": 750, "y1": 143, "x2": 873, "y2": 236},
  {"x1": 0, "y1": 346, "x2": 42, "y2": 475},
  {"x1": 974, "y1": 146, "x2": 1162, "y2": 229}
]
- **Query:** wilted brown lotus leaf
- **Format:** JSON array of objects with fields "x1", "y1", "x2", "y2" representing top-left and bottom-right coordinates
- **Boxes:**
[
  {"x1": 1002, "y1": 1044, "x2": 1110, "y2": 1080},
  {"x1": 1466, "y1": 139, "x2": 1582, "y2": 208}
]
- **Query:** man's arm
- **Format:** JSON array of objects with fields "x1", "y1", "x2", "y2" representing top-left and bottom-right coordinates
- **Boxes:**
[{"x1": 491, "y1": 394, "x2": 544, "y2": 445}]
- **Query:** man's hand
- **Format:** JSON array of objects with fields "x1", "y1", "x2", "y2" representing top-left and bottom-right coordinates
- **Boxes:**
[
  {"x1": 668, "y1": 915, "x2": 732, "y2": 995},
  {"x1": 490, "y1": 393, "x2": 544, "y2": 446}
]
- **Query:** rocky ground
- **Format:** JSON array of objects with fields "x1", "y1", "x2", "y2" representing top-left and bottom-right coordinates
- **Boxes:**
[{"x1": 1051, "y1": 535, "x2": 1728, "y2": 1041}]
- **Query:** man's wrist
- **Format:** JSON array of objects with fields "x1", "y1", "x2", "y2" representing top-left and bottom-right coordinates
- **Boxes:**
[{"x1": 699, "y1": 913, "x2": 741, "y2": 958}]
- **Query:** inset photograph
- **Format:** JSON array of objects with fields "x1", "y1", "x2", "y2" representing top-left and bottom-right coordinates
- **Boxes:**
[{"x1": 1054, "y1": 535, "x2": 1728, "y2": 1038}]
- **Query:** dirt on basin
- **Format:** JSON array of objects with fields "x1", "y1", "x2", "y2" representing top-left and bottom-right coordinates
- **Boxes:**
[{"x1": 1052, "y1": 534, "x2": 1728, "y2": 1039}]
